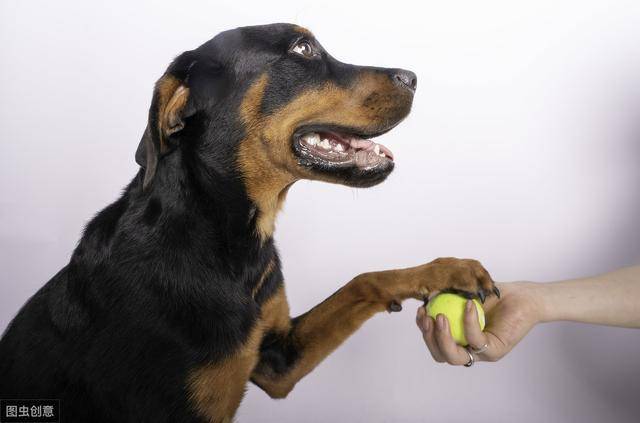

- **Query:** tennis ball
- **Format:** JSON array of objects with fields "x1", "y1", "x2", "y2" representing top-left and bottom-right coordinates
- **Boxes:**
[{"x1": 425, "y1": 293, "x2": 485, "y2": 346}]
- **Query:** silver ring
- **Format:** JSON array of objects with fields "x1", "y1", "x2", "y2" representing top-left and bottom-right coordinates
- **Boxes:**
[
  {"x1": 463, "y1": 348, "x2": 475, "y2": 367},
  {"x1": 469, "y1": 343, "x2": 488, "y2": 354}
]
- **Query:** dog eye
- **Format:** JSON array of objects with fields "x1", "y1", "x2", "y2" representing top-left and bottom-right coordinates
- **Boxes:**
[{"x1": 290, "y1": 40, "x2": 316, "y2": 58}]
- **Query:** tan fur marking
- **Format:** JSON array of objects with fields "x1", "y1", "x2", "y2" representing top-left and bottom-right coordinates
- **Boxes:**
[
  {"x1": 260, "y1": 285, "x2": 291, "y2": 333},
  {"x1": 293, "y1": 25, "x2": 313, "y2": 37},
  {"x1": 250, "y1": 280, "x2": 384, "y2": 398},
  {"x1": 260, "y1": 73, "x2": 406, "y2": 152},
  {"x1": 237, "y1": 71, "x2": 409, "y2": 240},
  {"x1": 251, "y1": 259, "x2": 495, "y2": 399},
  {"x1": 237, "y1": 74, "x2": 297, "y2": 240},
  {"x1": 188, "y1": 285, "x2": 290, "y2": 422},
  {"x1": 155, "y1": 75, "x2": 190, "y2": 153},
  {"x1": 251, "y1": 258, "x2": 276, "y2": 299},
  {"x1": 188, "y1": 323, "x2": 262, "y2": 423},
  {"x1": 163, "y1": 86, "x2": 189, "y2": 132}
]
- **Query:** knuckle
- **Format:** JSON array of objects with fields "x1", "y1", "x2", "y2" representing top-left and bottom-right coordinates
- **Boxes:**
[
  {"x1": 427, "y1": 350, "x2": 440, "y2": 359},
  {"x1": 484, "y1": 353, "x2": 499, "y2": 362}
]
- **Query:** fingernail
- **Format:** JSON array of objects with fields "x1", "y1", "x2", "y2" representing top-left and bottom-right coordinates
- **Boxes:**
[
  {"x1": 417, "y1": 307, "x2": 425, "y2": 318},
  {"x1": 416, "y1": 308, "x2": 425, "y2": 329},
  {"x1": 436, "y1": 314, "x2": 445, "y2": 330},
  {"x1": 424, "y1": 317, "x2": 431, "y2": 331},
  {"x1": 465, "y1": 300, "x2": 472, "y2": 312}
]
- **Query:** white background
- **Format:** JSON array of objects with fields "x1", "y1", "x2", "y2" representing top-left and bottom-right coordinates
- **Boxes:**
[{"x1": 1, "y1": 1, "x2": 640, "y2": 422}]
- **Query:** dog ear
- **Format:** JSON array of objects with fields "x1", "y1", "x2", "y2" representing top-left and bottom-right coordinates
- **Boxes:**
[
  {"x1": 135, "y1": 125, "x2": 157, "y2": 189},
  {"x1": 136, "y1": 53, "x2": 198, "y2": 190}
]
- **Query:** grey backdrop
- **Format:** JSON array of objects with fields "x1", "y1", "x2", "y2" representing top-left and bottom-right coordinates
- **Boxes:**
[{"x1": 1, "y1": 1, "x2": 639, "y2": 422}]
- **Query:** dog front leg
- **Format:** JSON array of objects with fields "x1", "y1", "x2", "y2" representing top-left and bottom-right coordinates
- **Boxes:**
[{"x1": 251, "y1": 257, "x2": 497, "y2": 398}]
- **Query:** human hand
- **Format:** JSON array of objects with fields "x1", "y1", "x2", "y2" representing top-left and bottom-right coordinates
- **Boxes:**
[{"x1": 415, "y1": 282, "x2": 544, "y2": 364}]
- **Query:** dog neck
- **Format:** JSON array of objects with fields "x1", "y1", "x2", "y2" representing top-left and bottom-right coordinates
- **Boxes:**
[
  {"x1": 140, "y1": 147, "x2": 296, "y2": 246},
  {"x1": 233, "y1": 72, "x2": 300, "y2": 241},
  {"x1": 243, "y1": 173, "x2": 295, "y2": 241},
  {"x1": 135, "y1": 153, "x2": 261, "y2": 245}
]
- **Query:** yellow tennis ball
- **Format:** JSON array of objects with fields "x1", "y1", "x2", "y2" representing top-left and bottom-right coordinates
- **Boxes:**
[{"x1": 425, "y1": 293, "x2": 485, "y2": 346}]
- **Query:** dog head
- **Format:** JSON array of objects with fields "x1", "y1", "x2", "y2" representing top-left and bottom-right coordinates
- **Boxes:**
[{"x1": 136, "y1": 23, "x2": 416, "y2": 236}]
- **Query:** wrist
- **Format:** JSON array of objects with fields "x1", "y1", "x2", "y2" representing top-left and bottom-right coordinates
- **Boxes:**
[
  {"x1": 527, "y1": 282, "x2": 557, "y2": 323},
  {"x1": 349, "y1": 272, "x2": 396, "y2": 310},
  {"x1": 505, "y1": 281, "x2": 553, "y2": 324}
]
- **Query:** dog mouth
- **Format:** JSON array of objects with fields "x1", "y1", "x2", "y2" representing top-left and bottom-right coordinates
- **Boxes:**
[{"x1": 293, "y1": 129, "x2": 394, "y2": 170}]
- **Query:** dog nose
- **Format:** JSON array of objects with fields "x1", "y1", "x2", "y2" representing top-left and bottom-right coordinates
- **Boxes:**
[{"x1": 393, "y1": 69, "x2": 417, "y2": 92}]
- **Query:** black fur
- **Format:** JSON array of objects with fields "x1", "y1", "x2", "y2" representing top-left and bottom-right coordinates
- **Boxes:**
[{"x1": 0, "y1": 23, "x2": 414, "y2": 422}]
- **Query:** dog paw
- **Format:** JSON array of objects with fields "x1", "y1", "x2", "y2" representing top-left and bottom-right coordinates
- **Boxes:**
[{"x1": 420, "y1": 257, "x2": 498, "y2": 303}]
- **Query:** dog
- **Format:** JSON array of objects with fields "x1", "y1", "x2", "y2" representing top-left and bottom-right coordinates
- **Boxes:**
[{"x1": 0, "y1": 23, "x2": 498, "y2": 422}]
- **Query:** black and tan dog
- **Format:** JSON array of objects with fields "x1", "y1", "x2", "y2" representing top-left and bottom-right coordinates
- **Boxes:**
[{"x1": 0, "y1": 24, "x2": 498, "y2": 422}]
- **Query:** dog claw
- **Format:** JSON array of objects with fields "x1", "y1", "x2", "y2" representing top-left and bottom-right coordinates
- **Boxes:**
[
  {"x1": 477, "y1": 290, "x2": 486, "y2": 304},
  {"x1": 388, "y1": 301, "x2": 402, "y2": 313},
  {"x1": 493, "y1": 286, "x2": 501, "y2": 299}
]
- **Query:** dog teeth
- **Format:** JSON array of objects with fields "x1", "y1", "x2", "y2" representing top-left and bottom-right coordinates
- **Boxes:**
[
  {"x1": 303, "y1": 133, "x2": 320, "y2": 146},
  {"x1": 302, "y1": 132, "x2": 388, "y2": 158},
  {"x1": 373, "y1": 144, "x2": 386, "y2": 157}
]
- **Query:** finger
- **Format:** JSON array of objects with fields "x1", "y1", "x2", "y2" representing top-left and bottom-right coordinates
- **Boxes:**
[
  {"x1": 463, "y1": 300, "x2": 490, "y2": 355},
  {"x1": 434, "y1": 314, "x2": 473, "y2": 365},
  {"x1": 422, "y1": 316, "x2": 447, "y2": 363},
  {"x1": 479, "y1": 328, "x2": 508, "y2": 362},
  {"x1": 415, "y1": 306, "x2": 427, "y2": 331},
  {"x1": 416, "y1": 308, "x2": 446, "y2": 362}
]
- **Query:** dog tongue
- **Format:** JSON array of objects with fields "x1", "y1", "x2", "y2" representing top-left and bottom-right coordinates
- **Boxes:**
[
  {"x1": 350, "y1": 138, "x2": 374, "y2": 150},
  {"x1": 354, "y1": 149, "x2": 376, "y2": 167},
  {"x1": 349, "y1": 137, "x2": 394, "y2": 160}
]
